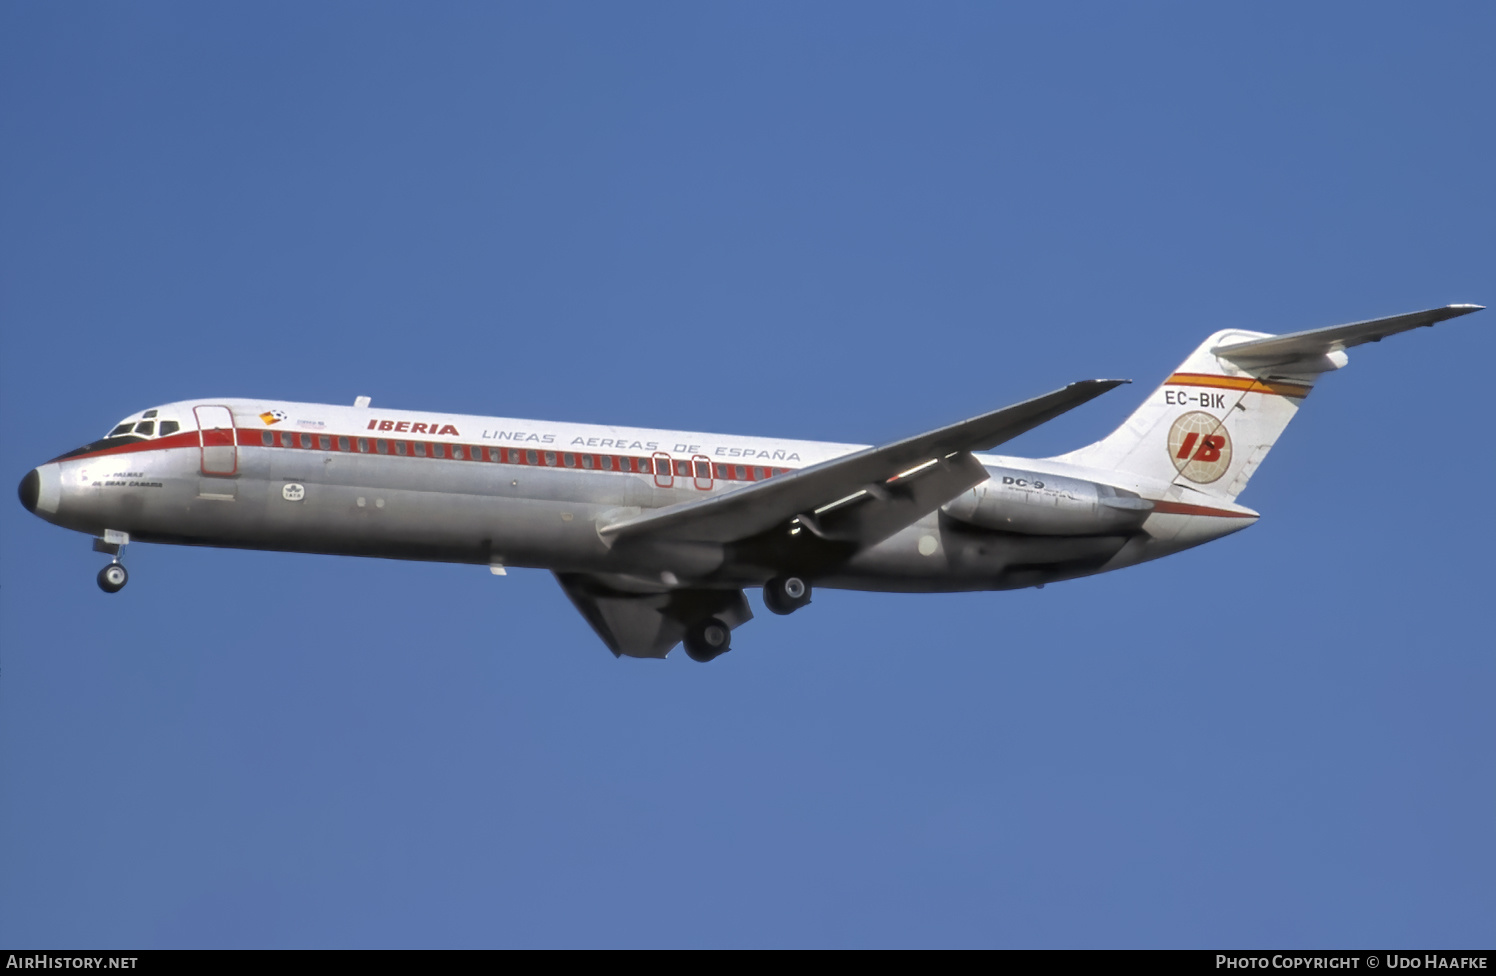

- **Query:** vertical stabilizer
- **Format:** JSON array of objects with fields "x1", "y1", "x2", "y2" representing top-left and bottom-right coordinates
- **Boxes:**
[
  {"x1": 1053, "y1": 329, "x2": 1334, "y2": 502},
  {"x1": 1053, "y1": 305, "x2": 1483, "y2": 502}
]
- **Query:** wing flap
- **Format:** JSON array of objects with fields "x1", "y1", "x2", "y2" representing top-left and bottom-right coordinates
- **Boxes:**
[
  {"x1": 1213, "y1": 304, "x2": 1484, "y2": 367},
  {"x1": 599, "y1": 379, "x2": 1126, "y2": 548},
  {"x1": 804, "y1": 452, "x2": 988, "y2": 543}
]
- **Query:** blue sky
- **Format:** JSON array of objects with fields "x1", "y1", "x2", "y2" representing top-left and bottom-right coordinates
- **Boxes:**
[{"x1": 2, "y1": 2, "x2": 1492, "y2": 948}]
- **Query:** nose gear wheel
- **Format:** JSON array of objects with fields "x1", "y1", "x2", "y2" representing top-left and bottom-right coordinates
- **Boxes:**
[{"x1": 97, "y1": 562, "x2": 128, "y2": 593}]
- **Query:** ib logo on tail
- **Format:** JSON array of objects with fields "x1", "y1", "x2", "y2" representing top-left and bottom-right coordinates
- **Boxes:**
[{"x1": 1167, "y1": 411, "x2": 1232, "y2": 484}]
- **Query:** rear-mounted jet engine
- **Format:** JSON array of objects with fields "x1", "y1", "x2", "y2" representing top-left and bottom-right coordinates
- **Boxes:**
[{"x1": 941, "y1": 467, "x2": 1154, "y2": 536}]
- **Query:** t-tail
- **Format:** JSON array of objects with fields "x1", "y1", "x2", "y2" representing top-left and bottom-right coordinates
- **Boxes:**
[{"x1": 1054, "y1": 305, "x2": 1484, "y2": 502}]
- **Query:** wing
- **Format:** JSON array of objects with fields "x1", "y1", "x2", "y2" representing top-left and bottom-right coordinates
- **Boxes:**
[
  {"x1": 554, "y1": 572, "x2": 752, "y2": 659},
  {"x1": 1213, "y1": 304, "x2": 1484, "y2": 367},
  {"x1": 599, "y1": 379, "x2": 1127, "y2": 549}
]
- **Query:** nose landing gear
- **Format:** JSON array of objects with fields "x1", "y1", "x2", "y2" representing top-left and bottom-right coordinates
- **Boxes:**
[
  {"x1": 93, "y1": 531, "x2": 130, "y2": 593},
  {"x1": 97, "y1": 562, "x2": 129, "y2": 593}
]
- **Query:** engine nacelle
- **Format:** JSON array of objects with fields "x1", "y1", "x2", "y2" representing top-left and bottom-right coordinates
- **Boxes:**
[{"x1": 941, "y1": 466, "x2": 1153, "y2": 536}]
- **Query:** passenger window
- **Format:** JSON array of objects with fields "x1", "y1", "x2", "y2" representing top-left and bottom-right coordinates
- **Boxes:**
[
  {"x1": 262, "y1": 431, "x2": 274, "y2": 446},
  {"x1": 754, "y1": 467, "x2": 765, "y2": 480},
  {"x1": 638, "y1": 458, "x2": 651, "y2": 474},
  {"x1": 432, "y1": 444, "x2": 446, "y2": 458},
  {"x1": 357, "y1": 438, "x2": 368, "y2": 452},
  {"x1": 300, "y1": 433, "x2": 312, "y2": 449},
  {"x1": 581, "y1": 454, "x2": 593, "y2": 469},
  {"x1": 376, "y1": 439, "x2": 388, "y2": 454},
  {"x1": 563, "y1": 453, "x2": 575, "y2": 467},
  {"x1": 134, "y1": 421, "x2": 155, "y2": 436},
  {"x1": 338, "y1": 436, "x2": 350, "y2": 451},
  {"x1": 544, "y1": 451, "x2": 555, "y2": 466},
  {"x1": 281, "y1": 431, "x2": 296, "y2": 447},
  {"x1": 319, "y1": 435, "x2": 331, "y2": 450},
  {"x1": 159, "y1": 420, "x2": 180, "y2": 436},
  {"x1": 452, "y1": 445, "x2": 466, "y2": 460},
  {"x1": 109, "y1": 423, "x2": 134, "y2": 437},
  {"x1": 395, "y1": 441, "x2": 407, "y2": 455},
  {"x1": 489, "y1": 448, "x2": 501, "y2": 462},
  {"x1": 526, "y1": 450, "x2": 538, "y2": 465},
  {"x1": 414, "y1": 443, "x2": 426, "y2": 456},
  {"x1": 734, "y1": 465, "x2": 746, "y2": 480}
]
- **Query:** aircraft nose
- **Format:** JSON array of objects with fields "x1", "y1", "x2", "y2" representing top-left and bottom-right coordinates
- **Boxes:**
[{"x1": 18, "y1": 468, "x2": 40, "y2": 513}]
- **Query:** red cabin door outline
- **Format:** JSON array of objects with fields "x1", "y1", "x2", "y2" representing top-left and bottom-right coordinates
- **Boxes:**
[
  {"x1": 194, "y1": 405, "x2": 238, "y2": 476},
  {"x1": 692, "y1": 454, "x2": 714, "y2": 491},
  {"x1": 652, "y1": 451, "x2": 674, "y2": 489}
]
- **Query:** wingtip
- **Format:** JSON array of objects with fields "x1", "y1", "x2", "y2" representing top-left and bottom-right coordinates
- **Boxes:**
[{"x1": 1066, "y1": 378, "x2": 1130, "y2": 395}]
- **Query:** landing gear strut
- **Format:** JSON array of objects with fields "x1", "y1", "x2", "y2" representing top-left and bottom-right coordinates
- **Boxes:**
[
  {"x1": 763, "y1": 576, "x2": 811, "y2": 615},
  {"x1": 97, "y1": 561, "x2": 129, "y2": 593},
  {"x1": 94, "y1": 532, "x2": 129, "y2": 593},
  {"x1": 683, "y1": 616, "x2": 732, "y2": 662}
]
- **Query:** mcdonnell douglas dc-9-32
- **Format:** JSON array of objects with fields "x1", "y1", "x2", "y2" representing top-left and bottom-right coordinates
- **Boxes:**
[{"x1": 17, "y1": 305, "x2": 1484, "y2": 661}]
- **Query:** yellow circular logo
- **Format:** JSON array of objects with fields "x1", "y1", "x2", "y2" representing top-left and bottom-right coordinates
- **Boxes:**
[{"x1": 1166, "y1": 411, "x2": 1232, "y2": 484}]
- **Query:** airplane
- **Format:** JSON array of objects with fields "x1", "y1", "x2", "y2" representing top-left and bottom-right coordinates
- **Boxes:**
[{"x1": 17, "y1": 304, "x2": 1484, "y2": 662}]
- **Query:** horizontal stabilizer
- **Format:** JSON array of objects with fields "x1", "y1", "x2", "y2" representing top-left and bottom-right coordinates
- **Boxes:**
[
  {"x1": 599, "y1": 379, "x2": 1127, "y2": 548},
  {"x1": 1213, "y1": 304, "x2": 1484, "y2": 367}
]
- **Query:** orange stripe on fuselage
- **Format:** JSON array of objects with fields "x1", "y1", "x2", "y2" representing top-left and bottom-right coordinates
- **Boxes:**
[{"x1": 1166, "y1": 372, "x2": 1311, "y2": 399}]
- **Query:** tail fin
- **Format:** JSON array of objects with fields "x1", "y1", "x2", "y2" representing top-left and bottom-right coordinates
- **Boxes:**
[{"x1": 1054, "y1": 305, "x2": 1483, "y2": 502}]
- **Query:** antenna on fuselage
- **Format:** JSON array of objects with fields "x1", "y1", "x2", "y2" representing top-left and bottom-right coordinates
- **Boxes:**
[{"x1": 354, "y1": 396, "x2": 371, "y2": 408}]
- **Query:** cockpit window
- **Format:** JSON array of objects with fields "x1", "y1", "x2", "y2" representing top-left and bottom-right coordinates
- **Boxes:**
[
  {"x1": 134, "y1": 421, "x2": 155, "y2": 436},
  {"x1": 142, "y1": 409, "x2": 158, "y2": 419},
  {"x1": 159, "y1": 420, "x2": 180, "y2": 436},
  {"x1": 109, "y1": 423, "x2": 134, "y2": 437}
]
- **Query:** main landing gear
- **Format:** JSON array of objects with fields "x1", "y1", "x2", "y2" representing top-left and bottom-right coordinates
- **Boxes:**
[
  {"x1": 763, "y1": 576, "x2": 812, "y2": 615},
  {"x1": 683, "y1": 617, "x2": 732, "y2": 663},
  {"x1": 682, "y1": 578, "x2": 811, "y2": 663}
]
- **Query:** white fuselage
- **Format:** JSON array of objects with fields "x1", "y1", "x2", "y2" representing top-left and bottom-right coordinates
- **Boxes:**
[{"x1": 22, "y1": 397, "x2": 1257, "y2": 595}]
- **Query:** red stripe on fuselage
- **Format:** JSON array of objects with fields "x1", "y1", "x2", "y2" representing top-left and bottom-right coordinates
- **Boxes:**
[
  {"x1": 1149, "y1": 499, "x2": 1257, "y2": 519},
  {"x1": 56, "y1": 430, "x2": 205, "y2": 463},
  {"x1": 55, "y1": 426, "x2": 798, "y2": 485}
]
